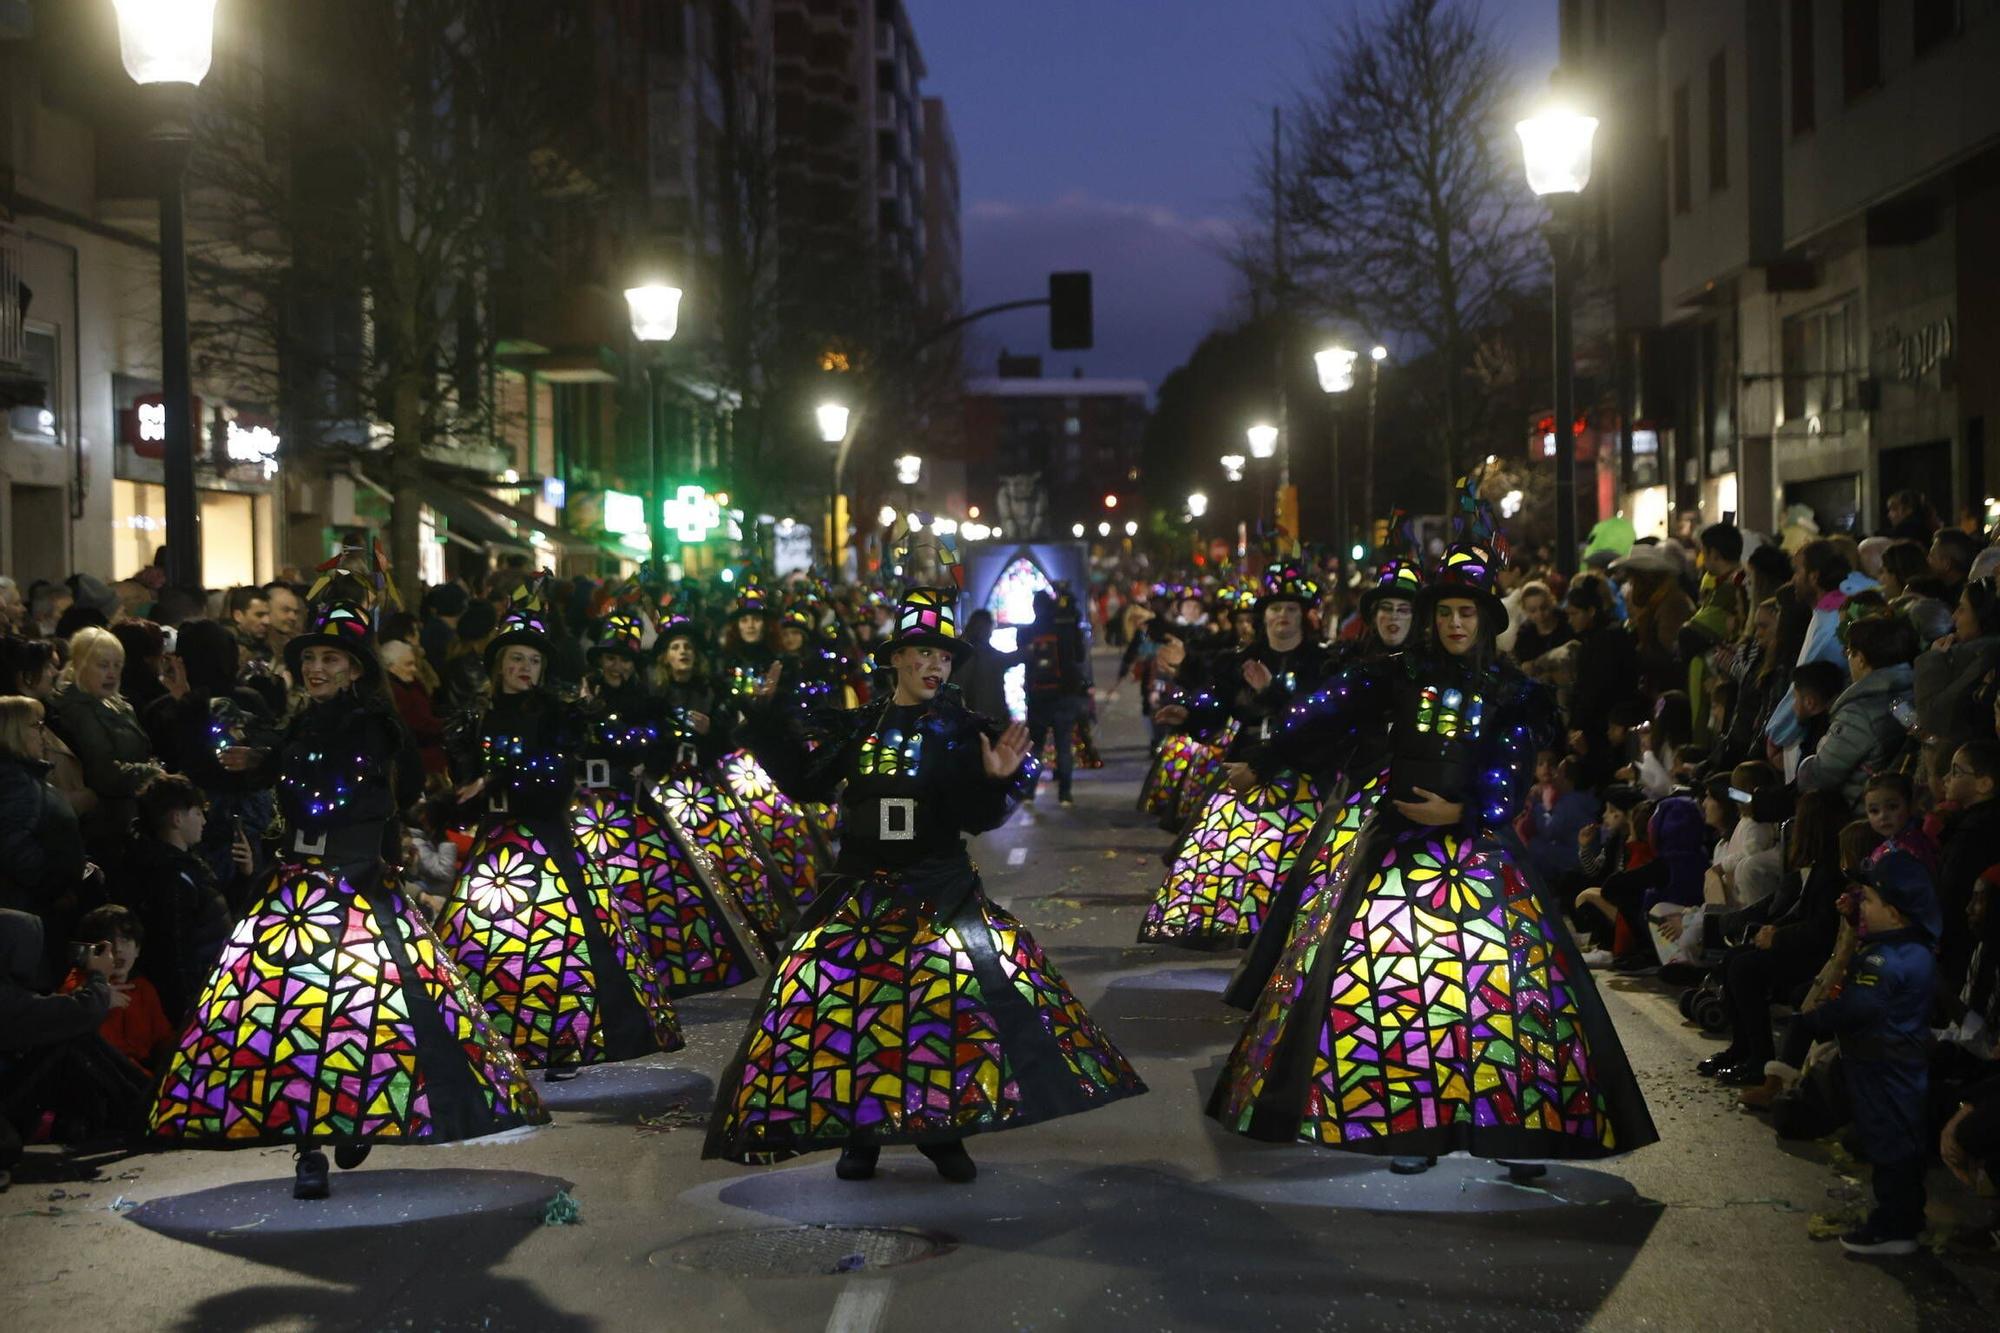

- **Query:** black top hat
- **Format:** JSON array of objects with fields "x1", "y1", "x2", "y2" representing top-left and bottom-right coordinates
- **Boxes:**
[
  {"x1": 874, "y1": 587, "x2": 970, "y2": 666},
  {"x1": 284, "y1": 571, "x2": 380, "y2": 685},
  {"x1": 1255, "y1": 561, "x2": 1321, "y2": 613},
  {"x1": 1360, "y1": 555, "x2": 1427, "y2": 616},
  {"x1": 587, "y1": 607, "x2": 646, "y2": 667},
  {"x1": 485, "y1": 579, "x2": 554, "y2": 672},
  {"x1": 1420, "y1": 540, "x2": 1509, "y2": 633}
]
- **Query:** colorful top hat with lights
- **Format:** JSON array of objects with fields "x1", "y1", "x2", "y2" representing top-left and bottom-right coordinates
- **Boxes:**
[
  {"x1": 1361, "y1": 508, "x2": 1428, "y2": 615},
  {"x1": 874, "y1": 587, "x2": 970, "y2": 666},
  {"x1": 1255, "y1": 561, "x2": 1322, "y2": 613},
  {"x1": 588, "y1": 606, "x2": 647, "y2": 667},
  {"x1": 485, "y1": 577, "x2": 555, "y2": 672},
  {"x1": 728, "y1": 572, "x2": 771, "y2": 619},
  {"x1": 284, "y1": 570, "x2": 380, "y2": 685},
  {"x1": 778, "y1": 601, "x2": 819, "y2": 636},
  {"x1": 654, "y1": 606, "x2": 700, "y2": 653},
  {"x1": 1419, "y1": 475, "x2": 1510, "y2": 635}
]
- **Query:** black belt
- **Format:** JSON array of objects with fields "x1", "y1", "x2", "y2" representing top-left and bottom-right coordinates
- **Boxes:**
[
  {"x1": 284, "y1": 821, "x2": 385, "y2": 865},
  {"x1": 846, "y1": 794, "x2": 925, "y2": 844}
]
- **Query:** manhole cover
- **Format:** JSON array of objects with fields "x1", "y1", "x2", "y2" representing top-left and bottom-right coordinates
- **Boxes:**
[{"x1": 650, "y1": 1225, "x2": 954, "y2": 1277}]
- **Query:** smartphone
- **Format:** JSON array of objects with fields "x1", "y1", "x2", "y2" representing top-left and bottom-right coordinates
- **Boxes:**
[
  {"x1": 69, "y1": 940, "x2": 108, "y2": 969},
  {"x1": 1727, "y1": 786, "x2": 1753, "y2": 804}
]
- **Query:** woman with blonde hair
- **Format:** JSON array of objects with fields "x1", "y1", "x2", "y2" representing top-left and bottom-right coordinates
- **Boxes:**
[{"x1": 48, "y1": 626, "x2": 162, "y2": 858}]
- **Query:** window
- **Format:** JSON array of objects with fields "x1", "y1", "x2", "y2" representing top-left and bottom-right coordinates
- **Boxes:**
[
  {"x1": 1707, "y1": 51, "x2": 1728, "y2": 191},
  {"x1": 1780, "y1": 298, "x2": 1860, "y2": 424},
  {"x1": 1914, "y1": 0, "x2": 1960, "y2": 57},
  {"x1": 1789, "y1": 0, "x2": 1816, "y2": 135},
  {"x1": 1842, "y1": 0, "x2": 1880, "y2": 103},
  {"x1": 1671, "y1": 82, "x2": 1692, "y2": 214}
]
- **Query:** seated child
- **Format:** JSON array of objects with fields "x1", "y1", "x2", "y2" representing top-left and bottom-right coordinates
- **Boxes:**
[{"x1": 61, "y1": 905, "x2": 173, "y2": 1073}]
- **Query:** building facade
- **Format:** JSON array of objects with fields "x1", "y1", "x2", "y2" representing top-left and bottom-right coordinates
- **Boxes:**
[
  {"x1": 963, "y1": 356, "x2": 1149, "y2": 543},
  {"x1": 1559, "y1": 0, "x2": 2000, "y2": 539}
]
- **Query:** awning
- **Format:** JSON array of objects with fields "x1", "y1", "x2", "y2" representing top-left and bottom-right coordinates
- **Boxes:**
[
  {"x1": 421, "y1": 472, "x2": 597, "y2": 556},
  {"x1": 421, "y1": 482, "x2": 531, "y2": 554}
]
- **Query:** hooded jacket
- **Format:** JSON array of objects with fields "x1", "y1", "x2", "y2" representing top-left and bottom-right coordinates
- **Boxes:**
[
  {"x1": 1796, "y1": 661, "x2": 1914, "y2": 809},
  {"x1": 0, "y1": 755, "x2": 85, "y2": 913},
  {"x1": 0, "y1": 909, "x2": 110, "y2": 1047}
]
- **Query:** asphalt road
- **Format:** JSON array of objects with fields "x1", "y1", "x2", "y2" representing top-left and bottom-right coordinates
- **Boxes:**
[{"x1": 5, "y1": 649, "x2": 1997, "y2": 1331}]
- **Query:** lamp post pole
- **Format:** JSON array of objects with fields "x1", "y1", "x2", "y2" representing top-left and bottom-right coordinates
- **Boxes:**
[
  {"x1": 1548, "y1": 204, "x2": 1580, "y2": 577},
  {"x1": 157, "y1": 122, "x2": 198, "y2": 588},
  {"x1": 644, "y1": 361, "x2": 666, "y2": 582},
  {"x1": 1362, "y1": 354, "x2": 1380, "y2": 550}
]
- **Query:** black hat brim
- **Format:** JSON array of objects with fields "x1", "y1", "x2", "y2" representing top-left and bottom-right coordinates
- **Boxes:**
[
  {"x1": 484, "y1": 628, "x2": 552, "y2": 673},
  {"x1": 1418, "y1": 586, "x2": 1509, "y2": 639},
  {"x1": 285, "y1": 632, "x2": 380, "y2": 685},
  {"x1": 874, "y1": 631, "x2": 971, "y2": 668}
]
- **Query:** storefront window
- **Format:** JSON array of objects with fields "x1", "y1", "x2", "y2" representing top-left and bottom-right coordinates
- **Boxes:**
[
  {"x1": 114, "y1": 480, "x2": 258, "y2": 588},
  {"x1": 1780, "y1": 297, "x2": 1859, "y2": 424}
]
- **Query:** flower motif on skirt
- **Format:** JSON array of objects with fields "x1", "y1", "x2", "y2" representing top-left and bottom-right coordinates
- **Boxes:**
[
  {"x1": 256, "y1": 874, "x2": 344, "y2": 964},
  {"x1": 467, "y1": 843, "x2": 541, "y2": 917}
]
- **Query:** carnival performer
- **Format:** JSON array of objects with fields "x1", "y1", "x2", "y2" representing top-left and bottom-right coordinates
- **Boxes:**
[
  {"x1": 718, "y1": 600, "x2": 837, "y2": 896},
  {"x1": 1221, "y1": 553, "x2": 1422, "y2": 1009},
  {"x1": 1138, "y1": 563, "x2": 1336, "y2": 946},
  {"x1": 435, "y1": 579, "x2": 682, "y2": 1072},
  {"x1": 712, "y1": 579, "x2": 826, "y2": 898},
  {"x1": 574, "y1": 604, "x2": 762, "y2": 996},
  {"x1": 1208, "y1": 530, "x2": 1659, "y2": 1174},
  {"x1": 1126, "y1": 583, "x2": 1215, "y2": 819},
  {"x1": 149, "y1": 570, "x2": 546, "y2": 1200},
  {"x1": 705, "y1": 585, "x2": 1146, "y2": 1182},
  {"x1": 648, "y1": 609, "x2": 794, "y2": 948}
]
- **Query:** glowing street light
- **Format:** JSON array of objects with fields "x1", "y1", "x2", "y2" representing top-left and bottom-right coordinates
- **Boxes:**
[
  {"x1": 1315, "y1": 346, "x2": 1358, "y2": 394},
  {"x1": 625, "y1": 284, "x2": 683, "y2": 343},
  {"x1": 1071, "y1": 522, "x2": 1086, "y2": 538},
  {"x1": 1219, "y1": 452, "x2": 1246, "y2": 482},
  {"x1": 1246, "y1": 423, "x2": 1279, "y2": 460},
  {"x1": 1097, "y1": 521, "x2": 1112, "y2": 537},
  {"x1": 1103, "y1": 493, "x2": 1119, "y2": 509},
  {"x1": 1187, "y1": 491, "x2": 1209, "y2": 518},
  {"x1": 894, "y1": 454, "x2": 923, "y2": 486},
  {"x1": 878, "y1": 505, "x2": 898, "y2": 528},
  {"x1": 816, "y1": 402, "x2": 850, "y2": 444},
  {"x1": 1123, "y1": 520, "x2": 1138, "y2": 537},
  {"x1": 1516, "y1": 108, "x2": 1600, "y2": 197},
  {"x1": 113, "y1": 0, "x2": 218, "y2": 85}
]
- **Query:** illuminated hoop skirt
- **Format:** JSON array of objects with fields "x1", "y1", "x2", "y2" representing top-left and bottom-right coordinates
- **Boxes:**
[{"x1": 1137, "y1": 771, "x2": 1321, "y2": 946}]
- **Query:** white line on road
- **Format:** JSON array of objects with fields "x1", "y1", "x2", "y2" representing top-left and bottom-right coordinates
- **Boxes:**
[
  {"x1": 825, "y1": 1277, "x2": 892, "y2": 1333},
  {"x1": 1006, "y1": 847, "x2": 1027, "y2": 866}
]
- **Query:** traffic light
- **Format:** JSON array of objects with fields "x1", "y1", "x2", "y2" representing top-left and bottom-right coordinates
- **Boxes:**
[{"x1": 1049, "y1": 271, "x2": 1093, "y2": 351}]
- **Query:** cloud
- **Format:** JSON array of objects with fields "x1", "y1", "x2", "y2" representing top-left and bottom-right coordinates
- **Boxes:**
[{"x1": 957, "y1": 192, "x2": 1247, "y2": 391}]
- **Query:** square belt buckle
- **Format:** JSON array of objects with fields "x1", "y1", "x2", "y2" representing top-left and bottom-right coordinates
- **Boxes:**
[
  {"x1": 879, "y1": 797, "x2": 917, "y2": 842},
  {"x1": 292, "y1": 826, "x2": 327, "y2": 856},
  {"x1": 676, "y1": 742, "x2": 700, "y2": 769},
  {"x1": 488, "y1": 789, "x2": 510, "y2": 815},
  {"x1": 584, "y1": 759, "x2": 611, "y2": 789}
]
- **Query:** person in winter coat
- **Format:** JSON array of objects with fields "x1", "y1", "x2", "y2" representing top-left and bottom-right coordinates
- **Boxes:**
[
  {"x1": 116, "y1": 775, "x2": 235, "y2": 1026},
  {"x1": 1795, "y1": 852, "x2": 1940, "y2": 1256},
  {"x1": 1797, "y1": 615, "x2": 1919, "y2": 811},
  {"x1": 1914, "y1": 580, "x2": 2000, "y2": 765},
  {"x1": 1563, "y1": 576, "x2": 1641, "y2": 789},
  {"x1": 1573, "y1": 794, "x2": 1709, "y2": 970},
  {"x1": 1765, "y1": 540, "x2": 1879, "y2": 765},
  {"x1": 1937, "y1": 739, "x2": 2000, "y2": 1020},
  {"x1": 380, "y1": 640, "x2": 449, "y2": 777},
  {"x1": 952, "y1": 609, "x2": 1027, "y2": 723},
  {"x1": 0, "y1": 695, "x2": 88, "y2": 934},
  {"x1": 47, "y1": 627, "x2": 164, "y2": 859},
  {"x1": 1, "y1": 634, "x2": 96, "y2": 821}
]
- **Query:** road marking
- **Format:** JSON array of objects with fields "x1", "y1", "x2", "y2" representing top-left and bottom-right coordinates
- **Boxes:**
[
  {"x1": 1006, "y1": 847, "x2": 1027, "y2": 866},
  {"x1": 825, "y1": 1277, "x2": 892, "y2": 1333}
]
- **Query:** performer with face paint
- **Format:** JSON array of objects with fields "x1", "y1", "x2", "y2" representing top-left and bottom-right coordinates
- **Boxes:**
[
  {"x1": 1209, "y1": 485, "x2": 1657, "y2": 1176},
  {"x1": 149, "y1": 569, "x2": 546, "y2": 1201},
  {"x1": 434, "y1": 579, "x2": 683, "y2": 1075},
  {"x1": 1138, "y1": 562, "x2": 1338, "y2": 946},
  {"x1": 705, "y1": 584, "x2": 1146, "y2": 1182},
  {"x1": 712, "y1": 578, "x2": 825, "y2": 903},
  {"x1": 571, "y1": 601, "x2": 763, "y2": 996}
]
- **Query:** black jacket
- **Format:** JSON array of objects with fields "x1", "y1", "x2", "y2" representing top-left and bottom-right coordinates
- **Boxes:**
[
  {"x1": 0, "y1": 756, "x2": 85, "y2": 914},
  {"x1": 117, "y1": 836, "x2": 232, "y2": 1024}
]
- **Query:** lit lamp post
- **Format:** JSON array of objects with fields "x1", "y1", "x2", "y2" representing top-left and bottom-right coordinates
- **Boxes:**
[
  {"x1": 1246, "y1": 423, "x2": 1278, "y2": 527},
  {"x1": 114, "y1": 0, "x2": 217, "y2": 590},
  {"x1": 625, "y1": 283, "x2": 682, "y2": 578},
  {"x1": 1517, "y1": 106, "x2": 1598, "y2": 577},
  {"x1": 817, "y1": 401, "x2": 850, "y2": 575},
  {"x1": 1186, "y1": 491, "x2": 1209, "y2": 519}
]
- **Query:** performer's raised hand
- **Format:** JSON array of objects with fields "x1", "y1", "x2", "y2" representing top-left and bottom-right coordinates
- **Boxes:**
[
  {"x1": 1392, "y1": 786, "x2": 1463, "y2": 826},
  {"x1": 1225, "y1": 762, "x2": 1257, "y2": 793},
  {"x1": 1152, "y1": 704, "x2": 1189, "y2": 726},
  {"x1": 754, "y1": 662, "x2": 782, "y2": 702},
  {"x1": 687, "y1": 709, "x2": 712, "y2": 735},
  {"x1": 981, "y1": 722, "x2": 1030, "y2": 778},
  {"x1": 1241, "y1": 659, "x2": 1273, "y2": 692}
]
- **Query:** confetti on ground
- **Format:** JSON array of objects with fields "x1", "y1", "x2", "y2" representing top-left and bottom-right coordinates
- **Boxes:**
[
  {"x1": 541, "y1": 1190, "x2": 582, "y2": 1226},
  {"x1": 636, "y1": 1104, "x2": 708, "y2": 1134}
]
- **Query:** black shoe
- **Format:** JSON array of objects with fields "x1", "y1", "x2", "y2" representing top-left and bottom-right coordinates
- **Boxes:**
[
  {"x1": 333, "y1": 1142, "x2": 371, "y2": 1171},
  {"x1": 1716, "y1": 1063, "x2": 1767, "y2": 1088},
  {"x1": 1839, "y1": 1224, "x2": 1918, "y2": 1257},
  {"x1": 918, "y1": 1140, "x2": 977, "y2": 1184},
  {"x1": 1501, "y1": 1161, "x2": 1547, "y2": 1183},
  {"x1": 1695, "y1": 1052, "x2": 1739, "y2": 1078},
  {"x1": 834, "y1": 1144, "x2": 879, "y2": 1181},
  {"x1": 1388, "y1": 1155, "x2": 1436, "y2": 1175},
  {"x1": 293, "y1": 1148, "x2": 330, "y2": 1201}
]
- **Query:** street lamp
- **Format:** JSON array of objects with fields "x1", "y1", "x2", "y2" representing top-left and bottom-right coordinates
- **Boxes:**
[
  {"x1": 1123, "y1": 520, "x2": 1138, "y2": 537},
  {"x1": 878, "y1": 505, "x2": 898, "y2": 528},
  {"x1": 1316, "y1": 342, "x2": 1388, "y2": 558},
  {"x1": 626, "y1": 283, "x2": 683, "y2": 578},
  {"x1": 1187, "y1": 491, "x2": 1209, "y2": 519},
  {"x1": 1220, "y1": 452, "x2": 1246, "y2": 483},
  {"x1": 1071, "y1": 522, "x2": 1086, "y2": 538},
  {"x1": 815, "y1": 401, "x2": 851, "y2": 576},
  {"x1": 894, "y1": 453, "x2": 922, "y2": 486},
  {"x1": 114, "y1": 0, "x2": 218, "y2": 590},
  {"x1": 1097, "y1": 521, "x2": 1112, "y2": 537},
  {"x1": 1315, "y1": 347, "x2": 1358, "y2": 394},
  {"x1": 816, "y1": 402, "x2": 850, "y2": 445},
  {"x1": 1517, "y1": 106, "x2": 1599, "y2": 577},
  {"x1": 1246, "y1": 423, "x2": 1278, "y2": 460}
]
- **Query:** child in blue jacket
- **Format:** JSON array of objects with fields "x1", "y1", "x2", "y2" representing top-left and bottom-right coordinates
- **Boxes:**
[{"x1": 1796, "y1": 850, "x2": 1940, "y2": 1256}]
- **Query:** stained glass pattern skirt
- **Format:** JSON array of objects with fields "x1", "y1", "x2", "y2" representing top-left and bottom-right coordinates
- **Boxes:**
[
  {"x1": 1223, "y1": 769, "x2": 1388, "y2": 1010},
  {"x1": 705, "y1": 868, "x2": 1147, "y2": 1163},
  {"x1": 1207, "y1": 820, "x2": 1659, "y2": 1161},
  {"x1": 1138, "y1": 731, "x2": 1198, "y2": 817},
  {"x1": 1166, "y1": 738, "x2": 1231, "y2": 831},
  {"x1": 652, "y1": 770, "x2": 793, "y2": 945},
  {"x1": 572, "y1": 785, "x2": 763, "y2": 997},
  {"x1": 1138, "y1": 771, "x2": 1321, "y2": 945},
  {"x1": 149, "y1": 858, "x2": 547, "y2": 1144},
  {"x1": 721, "y1": 748, "x2": 826, "y2": 899},
  {"x1": 436, "y1": 818, "x2": 684, "y2": 1068}
]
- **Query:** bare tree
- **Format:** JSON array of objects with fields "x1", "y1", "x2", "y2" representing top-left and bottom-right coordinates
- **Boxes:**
[
  {"x1": 184, "y1": 0, "x2": 603, "y2": 582},
  {"x1": 1256, "y1": 0, "x2": 1542, "y2": 505}
]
